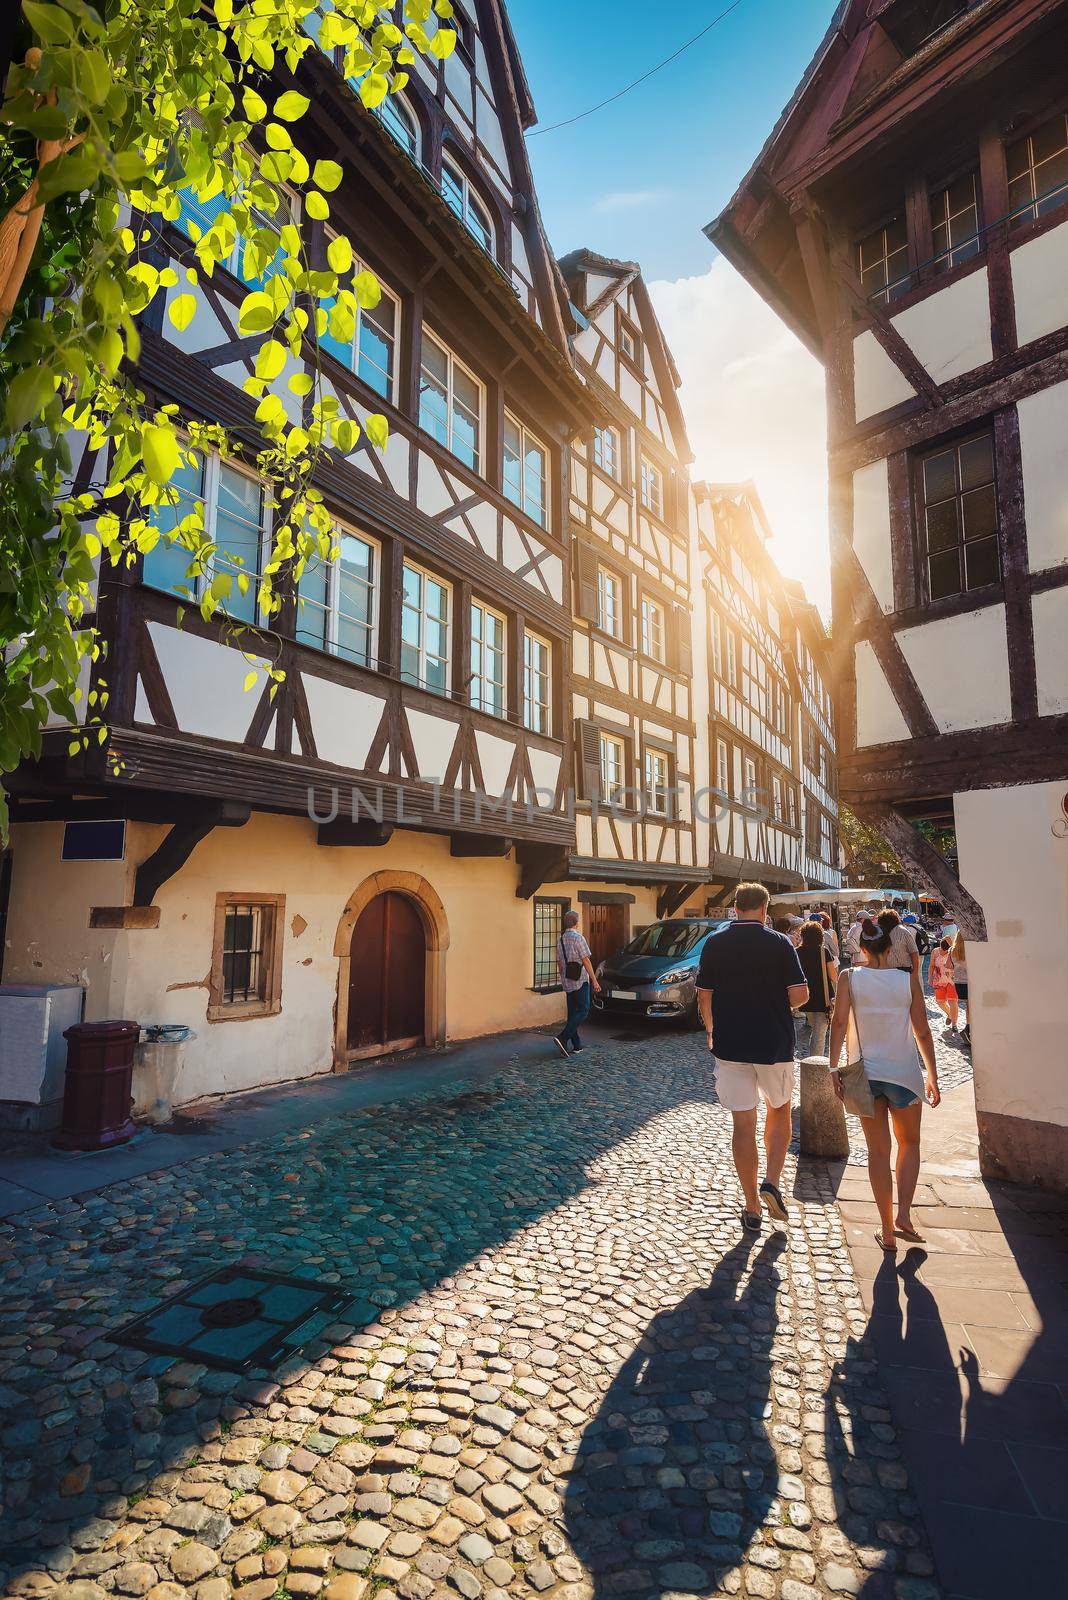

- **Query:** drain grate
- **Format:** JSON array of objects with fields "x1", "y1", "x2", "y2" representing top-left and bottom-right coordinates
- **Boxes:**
[{"x1": 113, "y1": 1264, "x2": 353, "y2": 1373}]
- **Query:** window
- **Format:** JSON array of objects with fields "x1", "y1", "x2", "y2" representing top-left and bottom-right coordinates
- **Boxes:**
[
  {"x1": 401, "y1": 560, "x2": 451, "y2": 694},
  {"x1": 710, "y1": 609, "x2": 723, "y2": 679},
  {"x1": 533, "y1": 898, "x2": 568, "y2": 990},
  {"x1": 821, "y1": 814, "x2": 834, "y2": 862},
  {"x1": 644, "y1": 747, "x2": 670, "y2": 817},
  {"x1": 593, "y1": 424, "x2": 620, "y2": 480},
  {"x1": 1007, "y1": 112, "x2": 1068, "y2": 227},
  {"x1": 441, "y1": 155, "x2": 495, "y2": 256},
  {"x1": 318, "y1": 241, "x2": 399, "y2": 401},
  {"x1": 375, "y1": 91, "x2": 419, "y2": 161},
  {"x1": 503, "y1": 413, "x2": 549, "y2": 529},
  {"x1": 144, "y1": 450, "x2": 269, "y2": 625},
  {"x1": 857, "y1": 213, "x2": 911, "y2": 305},
  {"x1": 523, "y1": 630, "x2": 552, "y2": 735},
  {"x1": 470, "y1": 598, "x2": 506, "y2": 718},
  {"x1": 716, "y1": 737, "x2": 730, "y2": 796},
  {"x1": 176, "y1": 176, "x2": 299, "y2": 292},
  {"x1": 208, "y1": 893, "x2": 284, "y2": 1021},
  {"x1": 618, "y1": 320, "x2": 640, "y2": 364},
  {"x1": 918, "y1": 429, "x2": 1000, "y2": 600},
  {"x1": 597, "y1": 566, "x2": 623, "y2": 639},
  {"x1": 296, "y1": 525, "x2": 378, "y2": 667},
  {"x1": 640, "y1": 457, "x2": 664, "y2": 519},
  {"x1": 640, "y1": 596, "x2": 665, "y2": 662},
  {"x1": 726, "y1": 628, "x2": 739, "y2": 688},
  {"x1": 419, "y1": 329, "x2": 483, "y2": 470},
  {"x1": 743, "y1": 755, "x2": 757, "y2": 806},
  {"x1": 599, "y1": 731, "x2": 626, "y2": 806},
  {"x1": 772, "y1": 773, "x2": 784, "y2": 823},
  {"x1": 930, "y1": 173, "x2": 980, "y2": 274}
]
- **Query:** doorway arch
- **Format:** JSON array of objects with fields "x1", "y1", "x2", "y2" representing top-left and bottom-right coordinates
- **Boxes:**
[{"x1": 333, "y1": 871, "x2": 449, "y2": 1068}]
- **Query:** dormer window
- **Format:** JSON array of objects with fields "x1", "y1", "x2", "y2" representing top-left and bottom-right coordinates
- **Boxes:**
[
  {"x1": 857, "y1": 213, "x2": 911, "y2": 305},
  {"x1": 442, "y1": 155, "x2": 495, "y2": 257}
]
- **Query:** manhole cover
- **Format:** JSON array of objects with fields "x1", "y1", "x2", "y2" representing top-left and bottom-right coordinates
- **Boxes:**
[{"x1": 113, "y1": 1265, "x2": 354, "y2": 1373}]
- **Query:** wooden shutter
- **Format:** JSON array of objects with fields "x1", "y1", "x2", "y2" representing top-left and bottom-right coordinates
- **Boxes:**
[
  {"x1": 575, "y1": 719, "x2": 601, "y2": 800},
  {"x1": 574, "y1": 542, "x2": 599, "y2": 624},
  {"x1": 671, "y1": 602, "x2": 693, "y2": 677}
]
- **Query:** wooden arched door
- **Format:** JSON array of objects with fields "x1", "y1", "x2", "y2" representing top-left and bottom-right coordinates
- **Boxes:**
[{"x1": 347, "y1": 892, "x2": 426, "y2": 1057}]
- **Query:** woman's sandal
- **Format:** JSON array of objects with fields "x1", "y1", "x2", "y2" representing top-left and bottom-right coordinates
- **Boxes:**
[
  {"x1": 874, "y1": 1231, "x2": 898, "y2": 1252},
  {"x1": 895, "y1": 1223, "x2": 926, "y2": 1243}
]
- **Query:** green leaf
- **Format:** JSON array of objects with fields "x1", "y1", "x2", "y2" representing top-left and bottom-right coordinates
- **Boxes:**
[
  {"x1": 360, "y1": 74, "x2": 389, "y2": 110},
  {"x1": 312, "y1": 159, "x2": 343, "y2": 192},
  {"x1": 326, "y1": 234, "x2": 352, "y2": 275},
  {"x1": 238, "y1": 291, "x2": 278, "y2": 334},
  {"x1": 353, "y1": 270, "x2": 381, "y2": 309},
  {"x1": 37, "y1": 148, "x2": 105, "y2": 204},
  {"x1": 288, "y1": 372, "x2": 314, "y2": 396},
  {"x1": 365, "y1": 413, "x2": 389, "y2": 451},
  {"x1": 274, "y1": 90, "x2": 310, "y2": 122},
  {"x1": 5, "y1": 366, "x2": 55, "y2": 430},
  {"x1": 242, "y1": 87, "x2": 268, "y2": 122},
  {"x1": 255, "y1": 339, "x2": 287, "y2": 381},
  {"x1": 430, "y1": 28, "x2": 457, "y2": 60},
  {"x1": 142, "y1": 424, "x2": 180, "y2": 486},
  {"x1": 243, "y1": 670, "x2": 259, "y2": 692},
  {"x1": 23, "y1": 2, "x2": 75, "y2": 44},
  {"x1": 168, "y1": 293, "x2": 197, "y2": 331}
]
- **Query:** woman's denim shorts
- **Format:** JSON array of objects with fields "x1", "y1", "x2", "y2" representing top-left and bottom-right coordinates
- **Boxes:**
[{"x1": 868, "y1": 1078, "x2": 921, "y2": 1109}]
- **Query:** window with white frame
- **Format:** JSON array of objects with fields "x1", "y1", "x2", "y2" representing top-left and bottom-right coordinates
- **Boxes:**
[
  {"x1": 145, "y1": 449, "x2": 269, "y2": 625},
  {"x1": 716, "y1": 737, "x2": 730, "y2": 796},
  {"x1": 820, "y1": 813, "x2": 834, "y2": 862},
  {"x1": 592, "y1": 424, "x2": 620, "y2": 480},
  {"x1": 400, "y1": 560, "x2": 451, "y2": 695},
  {"x1": 709, "y1": 609, "x2": 723, "y2": 679},
  {"x1": 597, "y1": 566, "x2": 623, "y2": 639},
  {"x1": 523, "y1": 630, "x2": 551, "y2": 735},
  {"x1": 375, "y1": 91, "x2": 419, "y2": 161},
  {"x1": 318, "y1": 238, "x2": 399, "y2": 401},
  {"x1": 418, "y1": 329, "x2": 483, "y2": 471},
  {"x1": 296, "y1": 524, "x2": 378, "y2": 667},
  {"x1": 470, "y1": 598, "x2": 506, "y2": 718},
  {"x1": 599, "y1": 731, "x2": 626, "y2": 806},
  {"x1": 176, "y1": 174, "x2": 299, "y2": 292},
  {"x1": 644, "y1": 747, "x2": 670, "y2": 816},
  {"x1": 503, "y1": 413, "x2": 549, "y2": 529},
  {"x1": 441, "y1": 154, "x2": 495, "y2": 256},
  {"x1": 618, "y1": 321, "x2": 639, "y2": 364},
  {"x1": 743, "y1": 754, "x2": 757, "y2": 806},
  {"x1": 772, "y1": 773, "x2": 784, "y2": 823},
  {"x1": 640, "y1": 595, "x2": 665, "y2": 662},
  {"x1": 726, "y1": 628, "x2": 739, "y2": 687},
  {"x1": 640, "y1": 457, "x2": 664, "y2": 518}
]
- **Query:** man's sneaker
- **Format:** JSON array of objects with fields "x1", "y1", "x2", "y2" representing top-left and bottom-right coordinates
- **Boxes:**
[
  {"x1": 553, "y1": 1037, "x2": 571, "y2": 1058},
  {"x1": 760, "y1": 1180, "x2": 789, "y2": 1223},
  {"x1": 741, "y1": 1208, "x2": 762, "y2": 1234},
  {"x1": 571, "y1": 1044, "x2": 586, "y2": 1054}
]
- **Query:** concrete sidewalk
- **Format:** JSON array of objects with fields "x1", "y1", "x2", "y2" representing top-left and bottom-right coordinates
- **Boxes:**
[
  {"x1": 0, "y1": 1024, "x2": 562, "y2": 1220},
  {"x1": 834, "y1": 1082, "x2": 1068, "y2": 1600}
]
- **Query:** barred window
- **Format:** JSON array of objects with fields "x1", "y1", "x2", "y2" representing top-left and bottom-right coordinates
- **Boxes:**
[
  {"x1": 533, "y1": 898, "x2": 568, "y2": 990},
  {"x1": 209, "y1": 894, "x2": 284, "y2": 1021}
]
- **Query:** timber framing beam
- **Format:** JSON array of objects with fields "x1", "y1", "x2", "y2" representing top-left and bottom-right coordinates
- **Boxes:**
[
  {"x1": 132, "y1": 803, "x2": 251, "y2": 907},
  {"x1": 656, "y1": 882, "x2": 700, "y2": 918},
  {"x1": 856, "y1": 801, "x2": 987, "y2": 942}
]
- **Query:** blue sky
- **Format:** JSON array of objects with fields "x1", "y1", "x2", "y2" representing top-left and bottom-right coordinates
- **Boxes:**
[
  {"x1": 510, "y1": 0, "x2": 837, "y2": 614},
  {"x1": 512, "y1": 0, "x2": 834, "y2": 280}
]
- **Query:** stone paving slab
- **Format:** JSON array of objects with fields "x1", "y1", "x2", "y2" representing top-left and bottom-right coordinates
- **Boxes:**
[{"x1": 1, "y1": 1025, "x2": 943, "y2": 1600}]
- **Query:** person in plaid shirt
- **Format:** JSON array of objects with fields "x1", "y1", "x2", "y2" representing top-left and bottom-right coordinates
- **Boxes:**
[{"x1": 554, "y1": 909, "x2": 601, "y2": 1057}]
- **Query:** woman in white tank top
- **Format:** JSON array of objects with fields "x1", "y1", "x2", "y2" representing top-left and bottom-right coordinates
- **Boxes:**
[{"x1": 827, "y1": 912, "x2": 940, "y2": 1253}]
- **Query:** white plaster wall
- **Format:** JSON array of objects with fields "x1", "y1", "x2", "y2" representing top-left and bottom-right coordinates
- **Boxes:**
[
  {"x1": 149, "y1": 624, "x2": 268, "y2": 743},
  {"x1": 407, "y1": 709, "x2": 459, "y2": 783},
  {"x1": 1031, "y1": 586, "x2": 1068, "y2": 716},
  {"x1": 854, "y1": 639, "x2": 911, "y2": 747},
  {"x1": 852, "y1": 458, "x2": 895, "y2": 612},
  {"x1": 955, "y1": 781, "x2": 1068, "y2": 1130},
  {"x1": 890, "y1": 267, "x2": 992, "y2": 385},
  {"x1": 4, "y1": 817, "x2": 565, "y2": 1103},
  {"x1": 897, "y1": 606, "x2": 1012, "y2": 732},
  {"x1": 302, "y1": 674, "x2": 385, "y2": 771},
  {"x1": 1011, "y1": 218, "x2": 1068, "y2": 347},
  {"x1": 1018, "y1": 379, "x2": 1068, "y2": 572},
  {"x1": 853, "y1": 329, "x2": 916, "y2": 422}
]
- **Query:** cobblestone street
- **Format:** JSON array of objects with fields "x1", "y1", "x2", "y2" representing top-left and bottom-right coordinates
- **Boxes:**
[{"x1": 0, "y1": 1025, "x2": 969, "y2": 1600}]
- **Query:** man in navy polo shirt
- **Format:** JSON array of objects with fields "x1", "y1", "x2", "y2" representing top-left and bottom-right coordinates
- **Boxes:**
[{"x1": 697, "y1": 881, "x2": 809, "y2": 1234}]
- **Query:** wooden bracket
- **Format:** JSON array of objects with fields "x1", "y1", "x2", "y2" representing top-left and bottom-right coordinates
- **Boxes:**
[
  {"x1": 656, "y1": 881, "x2": 700, "y2": 919},
  {"x1": 450, "y1": 832, "x2": 513, "y2": 857},
  {"x1": 855, "y1": 802, "x2": 987, "y2": 942},
  {"x1": 133, "y1": 802, "x2": 250, "y2": 907},
  {"x1": 515, "y1": 844, "x2": 567, "y2": 901},
  {"x1": 317, "y1": 819, "x2": 395, "y2": 848}
]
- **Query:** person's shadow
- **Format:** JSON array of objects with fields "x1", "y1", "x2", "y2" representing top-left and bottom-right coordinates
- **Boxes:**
[{"x1": 564, "y1": 1234, "x2": 785, "y2": 1598}]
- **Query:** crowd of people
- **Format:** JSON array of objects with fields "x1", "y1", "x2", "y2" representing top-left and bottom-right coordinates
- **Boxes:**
[{"x1": 554, "y1": 882, "x2": 964, "y2": 1253}]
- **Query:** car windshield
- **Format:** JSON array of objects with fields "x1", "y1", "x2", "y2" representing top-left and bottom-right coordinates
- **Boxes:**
[{"x1": 623, "y1": 921, "x2": 713, "y2": 959}]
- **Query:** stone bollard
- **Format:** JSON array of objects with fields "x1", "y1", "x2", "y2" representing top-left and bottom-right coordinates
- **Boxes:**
[{"x1": 799, "y1": 1055, "x2": 849, "y2": 1159}]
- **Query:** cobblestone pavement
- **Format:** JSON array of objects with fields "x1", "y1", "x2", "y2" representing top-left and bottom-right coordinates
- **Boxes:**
[{"x1": 0, "y1": 1027, "x2": 955, "y2": 1600}]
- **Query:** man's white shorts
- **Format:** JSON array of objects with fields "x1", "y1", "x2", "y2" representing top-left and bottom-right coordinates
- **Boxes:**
[{"x1": 713, "y1": 1058, "x2": 795, "y2": 1112}]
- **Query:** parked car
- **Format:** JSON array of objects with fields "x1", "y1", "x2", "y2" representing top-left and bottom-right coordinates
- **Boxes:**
[{"x1": 592, "y1": 916, "x2": 732, "y2": 1027}]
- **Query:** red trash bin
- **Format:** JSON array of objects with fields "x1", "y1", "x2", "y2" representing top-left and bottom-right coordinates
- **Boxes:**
[{"x1": 53, "y1": 1020, "x2": 139, "y2": 1151}]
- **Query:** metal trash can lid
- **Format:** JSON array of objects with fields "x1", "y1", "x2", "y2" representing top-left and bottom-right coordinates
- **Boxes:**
[
  {"x1": 140, "y1": 1024, "x2": 197, "y2": 1043},
  {"x1": 63, "y1": 1019, "x2": 140, "y2": 1041}
]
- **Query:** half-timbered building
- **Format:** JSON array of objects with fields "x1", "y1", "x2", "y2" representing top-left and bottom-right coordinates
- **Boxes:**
[
  {"x1": 3, "y1": 1, "x2": 598, "y2": 1098},
  {"x1": 547, "y1": 250, "x2": 701, "y2": 969},
  {"x1": 709, "y1": 0, "x2": 1068, "y2": 1186}
]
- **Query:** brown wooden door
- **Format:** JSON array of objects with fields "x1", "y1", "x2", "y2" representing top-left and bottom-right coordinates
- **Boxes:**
[
  {"x1": 347, "y1": 892, "x2": 426, "y2": 1056},
  {"x1": 586, "y1": 903, "x2": 627, "y2": 971}
]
